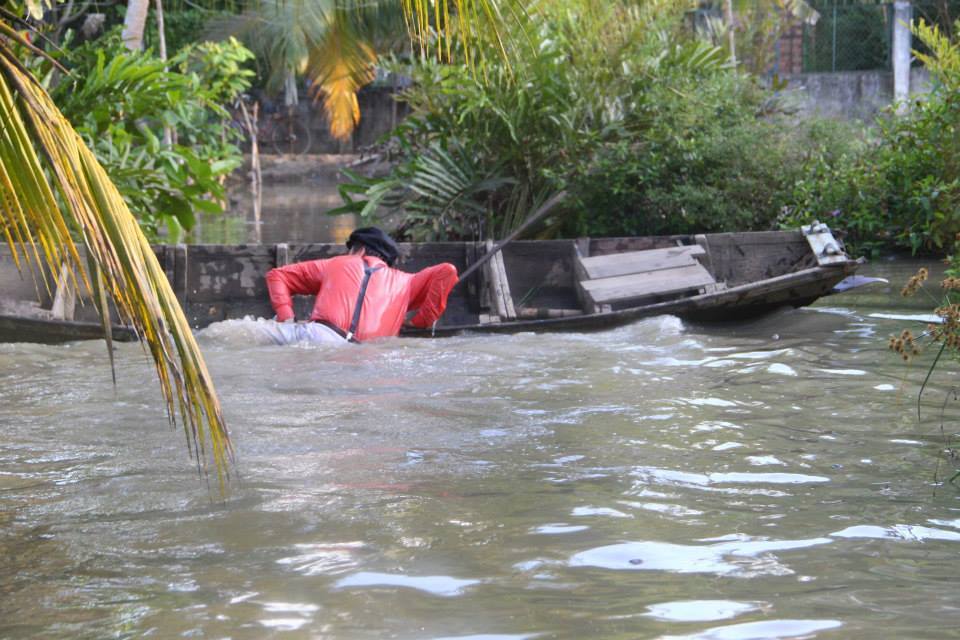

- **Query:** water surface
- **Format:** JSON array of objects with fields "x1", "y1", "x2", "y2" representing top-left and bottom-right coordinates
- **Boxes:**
[{"x1": 2, "y1": 259, "x2": 960, "y2": 639}]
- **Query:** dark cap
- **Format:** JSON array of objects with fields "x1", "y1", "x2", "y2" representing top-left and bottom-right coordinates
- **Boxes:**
[{"x1": 346, "y1": 226, "x2": 399, "y2": 266}]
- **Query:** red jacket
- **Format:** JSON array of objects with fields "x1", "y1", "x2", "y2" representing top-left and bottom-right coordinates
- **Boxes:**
[{"x1": 266, "y1": 254, "x2": 458, "y2": 341}]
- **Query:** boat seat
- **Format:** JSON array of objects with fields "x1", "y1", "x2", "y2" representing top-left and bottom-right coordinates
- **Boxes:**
[{"x1": 575, "y1": 245, "x2": 723, "y2": 313}]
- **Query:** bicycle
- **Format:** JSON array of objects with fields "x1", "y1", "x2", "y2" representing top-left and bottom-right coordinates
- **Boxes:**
[{"x1": 260, "y1": 106, "x2": 313, "y2": 156}]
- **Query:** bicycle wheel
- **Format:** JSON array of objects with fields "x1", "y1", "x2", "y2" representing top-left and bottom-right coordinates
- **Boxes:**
[{"x1": 269, "y1": 118, "x2": 312, "y2": 156}]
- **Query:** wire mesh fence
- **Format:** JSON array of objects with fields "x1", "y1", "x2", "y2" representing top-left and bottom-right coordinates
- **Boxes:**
[
  {"x1": 802, "y1": 1, "x2": 892, "y2": 72},
  {"x1": 800, "y1": 0, "x2": 960, "y2": 73},
  {"x1": 691, "y1": 0, "x2": 960, "y2": 75}
]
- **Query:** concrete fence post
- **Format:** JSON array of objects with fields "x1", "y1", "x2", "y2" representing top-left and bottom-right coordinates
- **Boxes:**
[{"x1": 893, "y1": 1, "x2": 913, "y2": 113}]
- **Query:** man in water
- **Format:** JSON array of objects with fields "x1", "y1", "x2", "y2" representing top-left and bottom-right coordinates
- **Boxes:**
[{"x1": 262, "y1": 227, "x2": 458, "y2": 345}]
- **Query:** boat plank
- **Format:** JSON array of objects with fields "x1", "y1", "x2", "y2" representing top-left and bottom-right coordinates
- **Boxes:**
[
  {"x1": 582, "y1": 263, "x2": 716, "y2": 305},
  {"x1": 578, "y1": 245, "x2": 705, "y2": 280},
  {"x1": 484, "y1": 240, "x2": 516, "y2": 320},
  {"x1": 50, "y1": 262, "x2": 76, "y2": 321}
]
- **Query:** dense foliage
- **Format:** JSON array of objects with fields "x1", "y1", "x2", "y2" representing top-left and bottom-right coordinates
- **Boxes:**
[
  {"x1": 333, "y1": 0, "x2": 860, "y2": 242},
  {"x1": 785, "y1": 20, "x2": 960, "y2": 258},
  {"x1": 567, "y1": 77, "x2": 864, "y2": 237},
  {"x1": 34, "y1": 30, "x2": 254, "y2": 240}
]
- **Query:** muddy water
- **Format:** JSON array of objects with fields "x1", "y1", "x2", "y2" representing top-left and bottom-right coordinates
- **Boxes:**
[
  {"x1": 192, "y1": 162, "x2": 358, "y2": 244},
  {"x1": 2, "y1": 259, "x2": 960, "y2": 639}
]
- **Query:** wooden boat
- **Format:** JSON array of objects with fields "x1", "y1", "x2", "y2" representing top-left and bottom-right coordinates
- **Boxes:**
[{"x1": 0, "y1": 224, "x2": 860, "y2": 343}]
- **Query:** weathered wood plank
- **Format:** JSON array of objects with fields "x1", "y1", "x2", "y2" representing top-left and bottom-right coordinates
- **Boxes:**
[
  {"x1": 495, "y1": 249, "x2": 516, "y2": 319},
  {"x1": 589, "y1": 235, "x2": 692, "y2": 256},
  {"x1": 50, "y1": 262, "x2": 76, "y2": 321},
  {"x1": 185, "y1": 245, "x2": 276, "y2": 303},
  {"x1": 582, "y1": 263, "x2": 716, "y2": 305},
  {"x1": 573, "y1": 242, "x2": 592, "y2": 313},
  {"x1": 501, "y1": 240, "x2": 579, "y2": 312},
  {"x1": 275, "y1": 243, "x2": 290, "y2": 267},
  {"x1": 802, "y1": 222, "x2": 849, "y2": 266},
  {"x1": 164, "y1": 244, "x2": 188, "y2": 308},
  {"x1": 483, "y1": 240, "x2": 516, "y2": 320},
  {"x1": 575, "y1": 237, "x2": 590, "y2": 258},
  {"x1": 0, "y1": 247, "x2": 37, "y2": 302},
  {"x1": 0, "y1": 314, "x2": 137, "y2": 344},
  {"x1": 516, "y1": 307, "x2": 583, "y2": 319},
  {"x1": 578, "y1": 245, "x2": 705, "y2": 280},
  {"x1": 696, "y1": 231, "x2": 811, "y2": 286}
]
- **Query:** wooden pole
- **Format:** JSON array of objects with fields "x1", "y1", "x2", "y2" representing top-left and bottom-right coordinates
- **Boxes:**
[
  {"x1": 154, "y1": 0, "x2": 173, "y2": 147},
  {"x1": 456, "y1": 191, "x2": 566, "y2": 285},
  {"x1": 239, "y1": 101, "x2": 262, "y2": 243}
]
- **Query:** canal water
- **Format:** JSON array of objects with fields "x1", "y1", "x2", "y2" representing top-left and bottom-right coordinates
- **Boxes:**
[
  {"x1": 2, "y1": 259, "x2": 960, "y2": 639},
  {"x1": 190, "y1": 158, "x2": 359, "y2": 245}
]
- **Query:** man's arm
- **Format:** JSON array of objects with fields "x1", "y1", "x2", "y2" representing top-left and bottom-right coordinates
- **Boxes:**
[
  {"x1": 406, "y1": 263, "x2": 458, "y2": 328},
  {"x1": 265, "y1": 260, "x2": 327, "y2": 322}
]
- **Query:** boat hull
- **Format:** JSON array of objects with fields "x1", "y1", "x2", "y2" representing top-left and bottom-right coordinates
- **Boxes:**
[{"x1": 0, "y1": 230, "x2": 860, "y2": 343}]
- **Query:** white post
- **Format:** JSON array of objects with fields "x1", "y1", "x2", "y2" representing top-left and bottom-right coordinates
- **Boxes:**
[
  {"x1": 892, "y1": 1, "x2": 912, "y2": 113},
  {"x1": 723, "y1": 0, "x2": 737, "y2": 67}
]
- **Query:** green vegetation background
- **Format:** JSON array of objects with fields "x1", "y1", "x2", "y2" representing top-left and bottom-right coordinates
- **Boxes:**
[{"x1": 18, "y1": 0, "x2": 960, "y2": 261}]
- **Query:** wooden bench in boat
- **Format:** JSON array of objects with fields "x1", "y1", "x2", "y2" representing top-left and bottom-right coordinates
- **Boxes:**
[{"x1": 575, "y1": 243, "x2": 724, "y2": 313}]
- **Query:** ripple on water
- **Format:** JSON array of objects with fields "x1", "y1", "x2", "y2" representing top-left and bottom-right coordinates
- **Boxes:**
[
  {"x1": 333, "y1": 572, "x2": 480, "y2": 597},
  {"x1": 766, "y1": 363, "x2": 797, "y2": 377},
  {"x1": 830, "y1": 524, "x2": 960, "y2": 542},
  {"x1": 250, "y1": 600, "x2": 321, "y2": 632},
  {"x1": 571, "y1": 506, "x2": 632, "y2": 519},
  {"x1": 432, "y1": 635, "x2": 543, "y2": 640},
  {"x1": 642, "y1": 600, "x2": 761, "y2": 622},
  {"x1": 276, "y1": 541, "x2": 365, "y2": 576},
  {"x1": 568, "y1": 536, "x2": 833, "y2": 577},
  {"x1": 532, "y1": 523, "x2": 590, "y2": 535},
  {"x1": 659, "y1": 619, "x2": 842, "y2": 640},
  {"x1": 632, "y1": 467, "x2": 830, "y2": 489}
]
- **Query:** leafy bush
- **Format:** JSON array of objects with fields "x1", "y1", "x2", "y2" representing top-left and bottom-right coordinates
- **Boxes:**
[
  {"x1": 786, "y1": 20, "x2": 960, "y2": 258},
  {"x1": 335, "y1": 1, "x2": 752, "y2": 241},
  {"x1": 334, "y1": 1, "x2": 864, "y2": 243},
  {"x1": 44, "y1": 30, "x2": 254, "y2": 240},
  {"x1": 567, "y1": 74, "x2": 840, "y2": 237}
]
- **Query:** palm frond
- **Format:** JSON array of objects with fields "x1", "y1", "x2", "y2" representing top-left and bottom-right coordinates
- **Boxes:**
[
  {"x1": 305, "y1": 11, "x2": 377, "y2": 141},
  {"x1": 0, "y1": 31, "x2": 232, "y2": 488},
  {"x1": 402, "y1": 0, "x2": 526, "y2": 64}
]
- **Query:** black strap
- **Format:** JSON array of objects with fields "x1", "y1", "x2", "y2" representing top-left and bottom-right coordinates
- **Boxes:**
[
  {"x1": 314, "y1": 319, "x2": 348, "y2": 340},
  {"x1": 346, "y1": 263, "x2": 383, "y2": 342}
]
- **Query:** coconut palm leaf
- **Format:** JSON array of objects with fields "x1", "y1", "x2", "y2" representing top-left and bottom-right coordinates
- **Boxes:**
[
  {"x1": 0, "y1": 20, "x2": 232, "y2": 488},
  {"x1": 209, "y1": 0, "x2": 524, "y2": 139},
  {"x1": 305, "y1": 11, "x2": 377, "y2": 141}
]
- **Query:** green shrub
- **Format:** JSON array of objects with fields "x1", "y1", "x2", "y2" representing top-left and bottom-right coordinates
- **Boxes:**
[
  {"x1": 334, "y1": 2, "x2": 749, "y2": 241},
  {"x1": 45, "y1": 30, "x2": 254, "y2": 241},
  {"x1": 787, "y1": 20, "x2": 960, "y2": 258},
  {"x1": 569, "y1": 74, "x2": 821, "y2": 237},
  {"x1": 334, "y1": 1, "x2": 867, "y2": 243}
]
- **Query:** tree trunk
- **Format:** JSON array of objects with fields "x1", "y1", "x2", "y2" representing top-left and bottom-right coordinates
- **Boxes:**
[{"x1": 121, "y1": 0, "x2": 149, "y2": 51}]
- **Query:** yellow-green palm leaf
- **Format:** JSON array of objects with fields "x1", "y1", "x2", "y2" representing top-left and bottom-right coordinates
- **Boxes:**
[
  {"x1": 0, "y1": 22, "x2": 232, "y2": 488},
  {"x1": 306, "y1": 19, "x2": 377, "y2": 141}
]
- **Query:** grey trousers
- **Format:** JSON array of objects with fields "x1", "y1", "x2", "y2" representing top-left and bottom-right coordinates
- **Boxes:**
[{"x1": 255, "y1": 320, "x2": 348, "y2": 346}]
